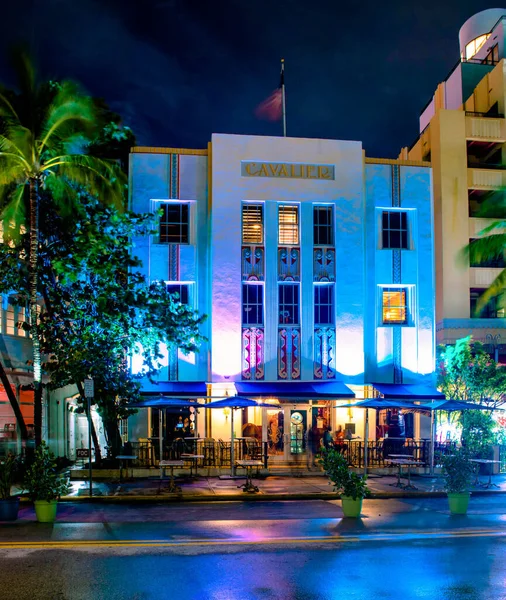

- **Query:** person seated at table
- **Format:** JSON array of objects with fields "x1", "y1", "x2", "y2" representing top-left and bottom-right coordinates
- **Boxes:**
[
  {"x1": 323, "y1": 426, "x2": 334, "y2": 449},
  {"x1": 334, "y1": 426, "x2": 346, "y2": 453}
]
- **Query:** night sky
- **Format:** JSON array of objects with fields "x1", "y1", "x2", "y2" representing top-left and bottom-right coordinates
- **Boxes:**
[{"x1": 0, "y1": 1, "x2": 501, "y2": 157}]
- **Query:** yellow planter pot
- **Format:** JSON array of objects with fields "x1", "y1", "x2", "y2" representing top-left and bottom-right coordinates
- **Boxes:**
[
  {"x1": 341, "y1": 495, "x2": 363, "y2": 518},
  {"x1": 34, "y1": 500, "x2": 58, "y2": 523}
]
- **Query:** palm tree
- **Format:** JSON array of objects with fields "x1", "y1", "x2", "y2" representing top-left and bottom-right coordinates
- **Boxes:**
[{"x1": 0, "y1": 51, "x2": 124, "y2": 446}]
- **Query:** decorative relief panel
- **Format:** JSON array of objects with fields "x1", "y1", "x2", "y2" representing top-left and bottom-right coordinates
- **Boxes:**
[
  {"x1": 278, "y1": 247, "x2": 300, "y2": 281},
  {"x1": 242, "y1": 246, "x2": 264, "y2": 281},
  {"x1": 168, "y1": 345, "x2": 178, "y2": 381},
  {"x1": 278, "y1": 327, "x2": 301, "y2": 380},
  {"x1": 242, "y1": 328, "x2": 265, "y2": 380},
  {"x1": 313, "y1": 247, "x2": 336, "y2": 282},
  {"x1": 314, "y1": 328, "x2": 336, "y2": 380}
]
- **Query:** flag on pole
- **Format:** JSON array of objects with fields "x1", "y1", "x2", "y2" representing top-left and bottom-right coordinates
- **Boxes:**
[{"x1": 255, "y1": 61, "x2": 285, "y2": 122}]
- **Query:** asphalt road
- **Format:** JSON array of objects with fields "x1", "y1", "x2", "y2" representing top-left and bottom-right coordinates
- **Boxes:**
[{"x1": 1, "y1": 497, "x2": 506, "y2": 599}]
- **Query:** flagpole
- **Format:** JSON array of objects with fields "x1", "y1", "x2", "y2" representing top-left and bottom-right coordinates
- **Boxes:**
[{"x1": 281, "y1": 58, "x2": 286, "y2": 137}]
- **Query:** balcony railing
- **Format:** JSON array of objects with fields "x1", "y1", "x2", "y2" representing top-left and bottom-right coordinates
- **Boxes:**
[
  {"x1": 466, "y1": 115, "x2": 506, "y2": 142},
  {"x1": 468, "y1": 168, "x2": 506, "y2": 190}
]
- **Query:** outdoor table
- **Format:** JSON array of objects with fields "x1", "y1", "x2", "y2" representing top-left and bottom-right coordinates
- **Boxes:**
[
  {"x1": 236, "y1": 459, "x2": 263, "y2": 493},
  {"x1": 387, "y1": 458, "x2": 424, "y2": 490},
  {"x1": 115, "y1": 455, "x2": 137, "y2": 482},
  {"x1": 180, "y1": 454, "x2": 205, "y2": 477},
  {"x1": 158, "y1": 460, "x2": 184, "y2": 493},
  {"x1": 469, "y1": 459, "x2": 501, "y2": 489}
]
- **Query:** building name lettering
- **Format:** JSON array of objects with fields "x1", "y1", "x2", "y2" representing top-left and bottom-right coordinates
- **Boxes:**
[{"x1": 241, "y1": 161, "x2": 335, "y2": 180}]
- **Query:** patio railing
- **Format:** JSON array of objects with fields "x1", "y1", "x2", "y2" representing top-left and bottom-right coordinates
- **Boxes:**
[
  {"x1": 341, "y1": 439, "x2": 457, "y2": 469},
  {"x1": 129, "y1": 439, "x2": 269, "y2": 469}
]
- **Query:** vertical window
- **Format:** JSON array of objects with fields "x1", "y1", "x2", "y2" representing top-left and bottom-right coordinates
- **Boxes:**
[
  {"x1": 17, "y1": 305, "x2": 27, "y2": 337},
  {"x1": 242, "y1": 284, "x2": 264, "y2": 325},
  {"x1": 167, "y1": 284, "x2": 189, "y2": 305},
  {"x1": 6, "y1": 304, "x2": 14, "y2": 335},
  {"x1": 382, "y1": 288, "x2": 408, "y2": 324},
  {"x1": 242, "y1": 204, "x2": 264, "y2": 244},
  {"x1": 159, "y1": 203, "x2": 189, "y2": 244},
  {"x1": 382, "y1": 211, "x2": 408, "y2": 249},
  {"x1": 278, "y1": 205, "x2": 299, "y2": 245},
  {"x1": 314, "y1": 284, "x2": 334, "y2": 325},
  {"x1": 313, "y1": 206, "x2": 334, "y2": 246},
  {"x1": 279, "y1": 283, "x2": 300, "y2": 325}
]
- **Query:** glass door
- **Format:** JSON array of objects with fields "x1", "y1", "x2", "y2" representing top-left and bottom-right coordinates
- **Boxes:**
[
  {"x1": 265, "y1": 408, "x2": 285, "y2": 461},
  {"x1": 289, "y1": 409, "x2": 307, "y2": 455}
]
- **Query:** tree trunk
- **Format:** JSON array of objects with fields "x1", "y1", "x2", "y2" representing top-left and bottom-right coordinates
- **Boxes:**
[
  {"x1": 104, "y1": 418, "x2": 123, "y2": 460},
  {"x1": 76, "y1": 381, "x2": 102, "y2": 466},
  {"x1": 29, "y1": 177, "x2": 43, "y2": 447},
  {"x1": 0, "y1": 359, "x2": 28, "y2": 440},
  {"x1": 39, "y1": 284, "x2": 103, "y2": 464}
]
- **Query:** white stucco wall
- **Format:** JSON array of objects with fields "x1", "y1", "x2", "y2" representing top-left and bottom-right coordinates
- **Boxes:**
[{"x1": 210, "y1": 133, "x2": 365, "y2": 382}]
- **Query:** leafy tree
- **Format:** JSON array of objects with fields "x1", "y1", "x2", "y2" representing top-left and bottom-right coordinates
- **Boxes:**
[
  {"x1": 0, "y1": 193, "x2": 205, "y2": 460},
  {"x1": 437, "y1": 336, "x2": 506, "y2": 408},
  {"x1": 437, "y1": 336, "x2": 505, "y2": 453},
  {"x1": 0, "y1": 50, "x2": 125, "y2": 446}
]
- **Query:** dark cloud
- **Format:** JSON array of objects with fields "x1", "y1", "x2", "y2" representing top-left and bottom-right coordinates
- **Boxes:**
[{"x1": 0, "y1": 0, "x2": 498, "y2": 156}]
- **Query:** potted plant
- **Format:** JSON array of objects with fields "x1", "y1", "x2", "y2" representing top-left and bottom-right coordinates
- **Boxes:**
[
  {"x1": 442, "y1": 449, "x2": 473, "y2": 515},
  {"x1": 23, "y1": 442, "x2": 71, "y2": 523},
  {"x1": 0, "y1": 453, "x2": 21, "y2": 521},
  {"x1": 320, "y1": 447, "x2": 369, "y2": 517}
]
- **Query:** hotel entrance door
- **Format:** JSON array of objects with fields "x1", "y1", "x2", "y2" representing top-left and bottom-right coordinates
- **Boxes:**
[{"x1": 264, "y1": 406, "x2": 309, "y2": 462}]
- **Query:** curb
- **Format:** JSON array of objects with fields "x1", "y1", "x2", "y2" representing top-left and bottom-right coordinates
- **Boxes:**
[{"x1": 42, "y1": 488, "x2": 506, "y2": 503}]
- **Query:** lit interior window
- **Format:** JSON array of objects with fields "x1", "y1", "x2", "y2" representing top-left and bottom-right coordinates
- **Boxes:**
[
  {"x1": 242, "y1": 204, "x2": 264, "y2": 244},
  {"x1": 279, "y1": 205, "x2": 299, "y2": 245},
  {"x1": 382, "y1": 289, "x2": 407, "y2": 324},
  {"x1": 465, "y1": 34, "x2": 490, "y2": 60}
]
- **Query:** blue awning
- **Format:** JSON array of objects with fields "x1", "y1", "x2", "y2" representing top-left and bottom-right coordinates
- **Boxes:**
[
  {"x1": 140, "y1": 381, "x2": 208, "y2": 397},
  {"x1": 372, "y1": 383, "x2": 445, "y2": 400},
  {"x1": 235, "y1": 381, "x2": 355, "y2": 399}
]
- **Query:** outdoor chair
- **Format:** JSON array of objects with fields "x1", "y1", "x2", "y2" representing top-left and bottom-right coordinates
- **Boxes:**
[
  {"x1": 203, "y1": 438, "x2": 216, "y2": 468},
  {"x1": 218, "y1": 439, "x2": 231, "y2": 466}
]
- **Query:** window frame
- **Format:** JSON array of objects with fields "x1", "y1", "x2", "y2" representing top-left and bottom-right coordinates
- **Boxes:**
[
  {"x1": 278, "y1": 282, "x2": 300, "y2": 326},
  {"x1": 381, "y1": 210, "x2": 409, "y2": 250},
  {"x1": 278, "y1": 204, "x2": 300, "y2": 246},
  {"x1": 381, "y1": 287, "x2": 409, "y2": 326},
  {"x1": 313, "y1": 205, "x2": 334, "y2": 246},
  {"x1": 166, "y1": 283, "x2": 190, "y2": 305},
  {"x1": 242, "y1": 203, "x2": 264, "y2": 245},
  {"x1": 158, "y1": 202, "x2": 190, "y2": 244},
  {"x1": 314, "y1": 283, "x2": 335, "y2": 326},
  {"x1": 242, "y1": 283, "x2": 264, "y2": 326}
]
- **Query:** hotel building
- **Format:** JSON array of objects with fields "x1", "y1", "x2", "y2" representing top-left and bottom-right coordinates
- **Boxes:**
[
  {"x1": 404, "y1": 8, "x2": 506, "y2": 359},
  {"x1": 127, "y1": 133, "x2": 437, "y2": 462}
]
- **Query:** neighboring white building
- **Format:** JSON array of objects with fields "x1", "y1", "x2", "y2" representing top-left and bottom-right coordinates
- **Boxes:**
[{"x1": 128, "y1": 133, "x2": 437, "y2": 462}]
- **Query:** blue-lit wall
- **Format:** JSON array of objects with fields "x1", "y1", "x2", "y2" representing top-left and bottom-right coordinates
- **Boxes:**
[
  {"x1": 364, "y1": 163, "x2": 435, "y2": 384},
  {"x1": 129, "y1": 151, "x2": 210, "y2": 384},
  {"x1": 129, "y1": 137, "x2": 436, "y2": 390}
]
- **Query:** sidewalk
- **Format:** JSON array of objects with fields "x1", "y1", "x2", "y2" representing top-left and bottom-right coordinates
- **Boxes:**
[{"x1": 58, "y1": 469, "x2": 506, "y2": 502}]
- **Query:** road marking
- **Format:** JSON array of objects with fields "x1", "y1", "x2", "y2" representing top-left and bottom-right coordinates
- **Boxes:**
[{"x1": 0, "y1": 529, "x2": 505, "y2": 550}]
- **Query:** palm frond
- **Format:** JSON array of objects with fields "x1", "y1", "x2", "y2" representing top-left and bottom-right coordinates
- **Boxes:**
[
  {"x1": 475, "y1": 269, "x2": 506, "y2": 315},
  {"x1": 0, "y1": 184, "x2": 27, "y2": 241},
  {"x1": 0, "y1": 154, "x2": 28, "y2": 185},
  {"x1": 38, "y1": 84, "x2": 96, "y2": 154},
  {"x1": 0, "y1": 89, "x2": 19, "y2": 121},
  {"x1": 467, "y1": 234, "x2": 506, "y2": 266},
  {"x1": 42, "y1": 154, "x2": 125, "y2": 210}
]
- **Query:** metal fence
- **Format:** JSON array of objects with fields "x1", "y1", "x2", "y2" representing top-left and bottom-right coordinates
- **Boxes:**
[
  {"x1": 129, "y1": 439, "x2": 269, "y2": 469},
  {"x1": 340, "y1": 439, "x2": 457, "y2": 469}
]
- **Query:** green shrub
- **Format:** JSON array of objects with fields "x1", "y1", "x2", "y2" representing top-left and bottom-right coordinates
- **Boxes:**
[
  {"x1": 0, "y1": 454, "x2": 20, "y2": 500},
  {"x1": 442, "y1": 449, "x2": 474, "y2": 494},
  {"x1": 23, "y1": 442, "x2": 71, "y2": 502},
  {"x1": 319, "y1": 447, "x2": 369, "y2": 500}
]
